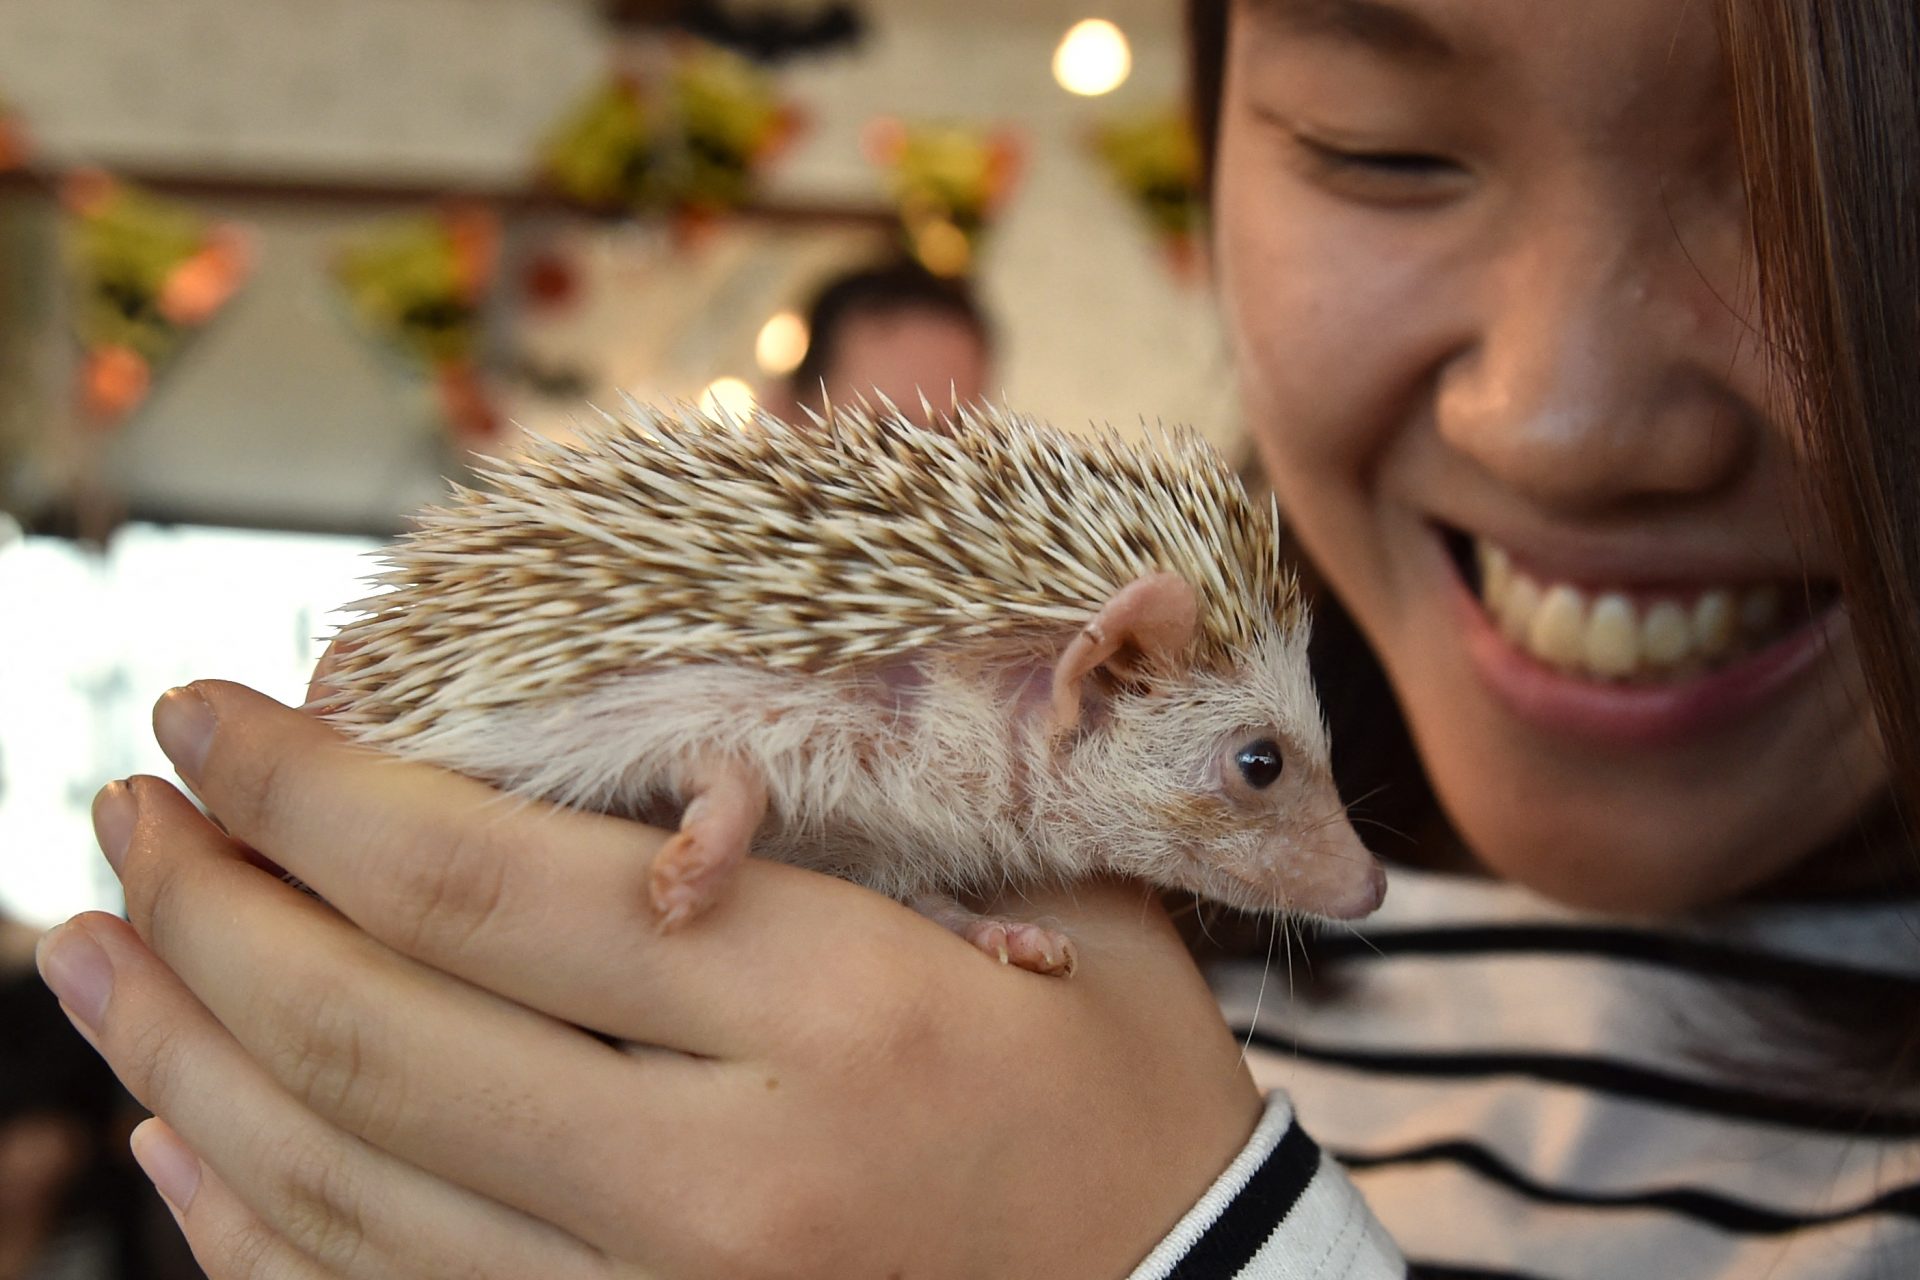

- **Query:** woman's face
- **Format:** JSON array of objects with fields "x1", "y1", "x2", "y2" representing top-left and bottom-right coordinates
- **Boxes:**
[{"x1": 1216, "y1": 0, "x2": 1885, "y2": 912}]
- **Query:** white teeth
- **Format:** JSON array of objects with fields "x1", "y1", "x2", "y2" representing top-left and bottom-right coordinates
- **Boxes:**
[
  {"x1": 1583, "y1": 594, "x2": 1639, "y2": 678},
  {"x1": 1481, "y1": 542, "x2": 1512, "y2": 603},
  {"x1": 1641, "y1": 601, "x2": 1692, "y2": 666},
  {"x1": 1469, "y1": 536, "x2": 1810, "y2": 682},
  {"x1": 1500, "y1": 574, "x2": 1542, "y2": 643},
  {"x1": 1693, "y1": 591, "x2": 1736, "y2": 658},
  {"x1": 1529, "y1": 586, "x2": 1587, "y2": 668}
]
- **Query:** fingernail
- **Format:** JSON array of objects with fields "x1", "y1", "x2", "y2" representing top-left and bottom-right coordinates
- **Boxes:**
[
  {"x1": 36, "y1": 921, "x2": 114, "y2": 1033},
  {"x1": 92, "y1": 780, "x2": 137, "y2": 873},
  {"x1": 154, "y1": 685, "x2": 215, "y2": 782},
  {"x1": 131, "y1": 1118, "x2": 202, "y2": 1213}
]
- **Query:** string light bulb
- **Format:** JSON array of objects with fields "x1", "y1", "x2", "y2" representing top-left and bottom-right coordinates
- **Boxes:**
[
  {"x1": 755, "y1": 311, "x2": 809, "y2": 375},
  {"x1": 699, "y1": 376, "x2": 755, "y2": 420},
  {"x1": 1053, "y1": 19, "x2": 1131, "y2": 97}
]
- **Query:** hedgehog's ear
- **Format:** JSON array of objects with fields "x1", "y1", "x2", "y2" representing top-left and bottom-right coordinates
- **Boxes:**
[{"x1": 1050, "y1": 573, "x2": 1199, "y2": 733}]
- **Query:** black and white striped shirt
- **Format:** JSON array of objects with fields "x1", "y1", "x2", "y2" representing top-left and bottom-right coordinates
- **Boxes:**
[
  {"x1": 1129, "y1": 1091, "x2": 1405, "y2": 1278},
  {"x1": 1141, "y1": 867, "x2": 1920, "y2": 1279}
]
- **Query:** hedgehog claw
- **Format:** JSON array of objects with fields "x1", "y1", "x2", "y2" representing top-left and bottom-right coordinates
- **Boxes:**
[
  {"x1": 647, "y1": 831, "x2": 731, "y2": 929},
  {"x1": 647, "y1": 760, "x2": 766, "y2": 931},
  {"x1": 963, "y1": 917, "x2": 1078, "y2": 978},
  {"x1": 653, "y1": 891, "x2": 699, "y2": 932}
]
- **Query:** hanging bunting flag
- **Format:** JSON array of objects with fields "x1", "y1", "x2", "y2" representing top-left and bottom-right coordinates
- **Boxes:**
[
  {"x1": 670, "y1": 41, "x2": 802, "y2": 221},
  {"x1": 1090, "y1": 106, "x2": 1206, "y2": 279},
  {"x1": 61, "y1": 169, "x2": 254, "y2": 426},
  {"x1": 539, "y1": 40, "x2": 800, "y2": 227},
  {"x1": 540, "y1": 72, "x2": 673, "y2": 214},
  {"x1": 862, "y1": 118, "x2": 1022, "y2": 278},
  {"x1": 333, "y1": 204, "x2": 503, "y2": 445}
]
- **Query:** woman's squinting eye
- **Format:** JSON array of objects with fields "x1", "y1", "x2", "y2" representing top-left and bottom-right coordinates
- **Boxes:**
[
  {"x1": 1235, "y1": 739, "x2": 1285, "y2": 790},
  {"x1": 1293, "y1": 134, "x2": 1466, "y2": 203}
]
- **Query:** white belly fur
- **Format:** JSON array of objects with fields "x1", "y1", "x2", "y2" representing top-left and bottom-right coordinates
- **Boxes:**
[{"x1": 343, "y1": 658, "x2": 1064, "y2": 903}]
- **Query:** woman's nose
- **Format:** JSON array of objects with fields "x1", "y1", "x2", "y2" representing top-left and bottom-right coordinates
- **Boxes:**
[{"x1": 1433, "y1": 211, "x2": 1758, "y2": 515}]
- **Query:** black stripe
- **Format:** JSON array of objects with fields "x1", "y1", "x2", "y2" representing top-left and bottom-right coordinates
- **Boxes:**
[
  {"x1": 1336, "y1": 1138, "x2": 1920, "y2": 1233},
  {"x1": 1241, "y1": 1030, "x2": 1920, "y2": 1137},
  {"x1": 1407, "y1": 1265, "x2": 1558, "y2": 1280},
  {"x1": 1168, "y1": 1119, "x2": 1321, "y2": 1278},
  {"x1": 1307, "y1": 923, "x2": 1920, "y2": 997}
]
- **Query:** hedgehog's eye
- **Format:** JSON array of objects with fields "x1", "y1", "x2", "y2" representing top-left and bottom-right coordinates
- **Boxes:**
[{"x1": 1235, "y1": 739, "x2": 1284, "y2": 790}]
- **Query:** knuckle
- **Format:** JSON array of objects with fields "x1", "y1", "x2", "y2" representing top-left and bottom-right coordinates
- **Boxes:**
[
  {"x1": 266, "y1": 1127, "x2": 374, "y2": 1273},
  {"x1": 118, "y1": 1008, "x2": 194, "y2": 1115},
  {"x1": 260, "y1": 967, "x2": 407, "y2": 1147},
  {"x1": 379, "y1": 809, "x2": 517, "y2": 960},
  {"x1": 197, "y1": 1215, "x2": 283, "y2": 1280}
]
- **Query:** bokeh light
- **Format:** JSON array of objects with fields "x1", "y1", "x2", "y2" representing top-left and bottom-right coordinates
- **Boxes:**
[
  {"x1": 699, "y1": 375, "x2": 756, "y2": 419},
  {"x1": 755, "y1": 310, "x2": 809, "y2": 375},
  {"x1": 1052, "y1": 19, "x2": 1131, "y2": 97}
]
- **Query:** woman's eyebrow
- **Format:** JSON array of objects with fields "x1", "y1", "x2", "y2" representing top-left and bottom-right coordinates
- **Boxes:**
[{"x1": 1242, "y1": 0, "x2": 1459, "y2": 64}]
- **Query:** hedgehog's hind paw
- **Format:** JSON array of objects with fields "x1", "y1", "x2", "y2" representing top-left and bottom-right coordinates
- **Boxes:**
[
  {"x1": 648, "y1": 760, "x2": 768, "y2": 930},
  {"x1": 648, "y1": 830, "x2": 738, "y2": 930},
  {"x1": 910, "y1": 893, "x2": 1078, "y2": 978}
]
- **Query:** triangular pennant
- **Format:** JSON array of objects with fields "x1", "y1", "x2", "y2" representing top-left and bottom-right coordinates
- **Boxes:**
[
  {"x1": 1090, "y1": 106, "x2": 1208, "y2": 281},
  {"x1": 333, "y1": 204, "x2": 502, "y2": 444},
  {"x1": 61, "y1": 170, "x2": 254, "y2": 427},
  {"x1": 862, "y1": 118, "x2": 1022, "y2": 277}
]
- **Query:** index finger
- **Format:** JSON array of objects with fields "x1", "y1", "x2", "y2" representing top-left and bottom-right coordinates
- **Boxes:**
[{"x1": 149, "y1": 679, "x2": 946, "y2": 1053}]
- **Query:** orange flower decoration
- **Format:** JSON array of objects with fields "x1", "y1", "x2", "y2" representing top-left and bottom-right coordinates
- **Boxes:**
[
  {"x1": 79, "y1": 345, "x2": 151, "y2": 424},
  {"x1": 158, "y1": 226, "x2": 255, "y2": 326}
]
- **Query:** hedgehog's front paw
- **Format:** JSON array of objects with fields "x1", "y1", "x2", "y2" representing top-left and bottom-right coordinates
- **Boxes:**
[
  {"x1": 961, "y1": 918, "x2": 1079, "y2": 978},
  {"x1": 907, "y1": 892, "x2": 1079, "y2": 976}
]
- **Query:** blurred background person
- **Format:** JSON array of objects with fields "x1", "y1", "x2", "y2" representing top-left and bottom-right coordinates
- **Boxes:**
[{"x1": 759, "y1": 258, "x2": 995, "y2": 427}]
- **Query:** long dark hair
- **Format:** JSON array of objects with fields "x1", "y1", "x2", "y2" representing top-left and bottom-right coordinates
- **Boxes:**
[
  {"x1": 1723, "y1": 0, "x2": 1920, "y2": 868},
  {"x1": 1184, "y1": 0, "x2": 1920, "y2": 1084}
]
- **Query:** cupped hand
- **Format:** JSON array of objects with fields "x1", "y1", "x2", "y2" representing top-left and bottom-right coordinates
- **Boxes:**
[{"x1": 35, "y1": 681, "x2": 1262, "y2": 1280}]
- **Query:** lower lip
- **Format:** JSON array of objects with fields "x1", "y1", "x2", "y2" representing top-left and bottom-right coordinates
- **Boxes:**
[{"x1": 1444, "y1": 547, "x2": 1843, "y2": 748}]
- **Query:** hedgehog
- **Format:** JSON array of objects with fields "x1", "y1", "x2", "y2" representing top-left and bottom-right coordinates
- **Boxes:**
[{"x1": 317, "y1": 400, "x2": 1384, "y2": 976}]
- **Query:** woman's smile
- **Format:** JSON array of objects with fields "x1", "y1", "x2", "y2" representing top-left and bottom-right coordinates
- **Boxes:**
[{"x1": 1434, "y1": 522, "x2": 1845, "y2": 745}]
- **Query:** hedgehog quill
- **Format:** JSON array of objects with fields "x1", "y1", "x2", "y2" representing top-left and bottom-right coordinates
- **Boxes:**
[{"x1": 319, "y1": 402, "x2": 1384, "y2": 976}]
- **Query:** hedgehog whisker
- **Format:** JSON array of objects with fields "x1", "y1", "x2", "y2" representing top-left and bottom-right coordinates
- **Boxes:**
[
  {"x1": 1341, "y1": 782, "x2": 1391, "y2": 814},
  {"x1": 1329, "y1": 916, "x2": 1384, "y2": 959},
  {"x1": 1237, "y1": 912, "x2": 1279, "y2": 1069},
  {"x1": 1349, "y1": 816, "x2": 1412, "y2": 844}
]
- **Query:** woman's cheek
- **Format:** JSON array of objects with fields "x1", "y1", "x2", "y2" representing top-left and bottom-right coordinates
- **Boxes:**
[
  {"x1": 1222, "y1": 186, "x2": 1441, "y2": 453},
  {"x1": 1220, "y1": 196, "x2": 1443, "y2": 599}
]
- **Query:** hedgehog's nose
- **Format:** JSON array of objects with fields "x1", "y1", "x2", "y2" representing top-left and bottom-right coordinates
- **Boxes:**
[
  {"x1": 1282, "y1": 816, "x2": 1386, "y2": 920},
  {"x1": 1351, "y1": 859, "x2": 1389, "y2": 917}
]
